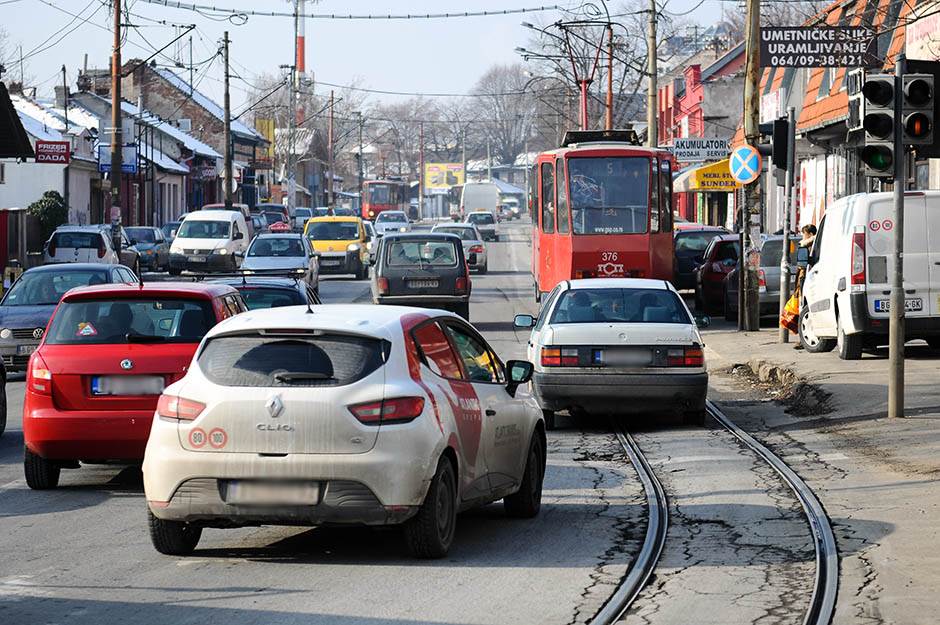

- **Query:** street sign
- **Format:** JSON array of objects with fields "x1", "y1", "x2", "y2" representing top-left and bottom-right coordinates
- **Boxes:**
[
  {"x1": 97, "y1": 144, "x2": 137, "y2": 174},
  {"x1": 35, "y1": 141, "x2": 71, "y2": 164},
  {"x1": 670, "y1": 138, "x2": 729, "y2": 162},
  {"x1": 729, "y1": 145, "x2": 762, "y2": 185},
  {"x1": 760, "y1": 27, "x2": 879, "y2": 68}
]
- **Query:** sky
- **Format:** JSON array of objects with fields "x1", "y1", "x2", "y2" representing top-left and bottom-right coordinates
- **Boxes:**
[{"x1": 0, "y1": 0, "x2": 721, "y2": 111}]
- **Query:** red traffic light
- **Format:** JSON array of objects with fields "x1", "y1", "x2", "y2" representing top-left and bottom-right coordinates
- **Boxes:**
[{"x1": 905, "y1": 112, "x2": 932, "y2": 137}]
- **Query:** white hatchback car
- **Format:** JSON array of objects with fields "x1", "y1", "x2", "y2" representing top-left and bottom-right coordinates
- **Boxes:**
[
  {"x1": 515, "y1": 279, "x2": 708, "y2": 428},
  {"x1": 144, "y1": 305, "x2": 545, "y2": 558}
]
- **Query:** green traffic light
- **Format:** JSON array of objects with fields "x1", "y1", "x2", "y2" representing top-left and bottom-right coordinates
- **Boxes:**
[{"x1": 860, "y1": 145, "x2": 893, "y2": 171}]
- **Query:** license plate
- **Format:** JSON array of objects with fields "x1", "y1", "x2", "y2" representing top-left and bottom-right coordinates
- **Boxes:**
[
  {"x1": 188, "y1": 255, "x2": 207, "y2": 263},
  {"x1": 17, "y1": 345, "x2": 36, "y2": 356},
  {"x1": 321, "y1": 259, "x2": 342, "y2": 266},
  {"x1": 594, "y1": 348, "x2": 651, "y2": 366},
  {"x1": 225, "y1": 481, "x2": 320, "y2": 506},
  {"x1": 408, "y1": 279, "x2": 439, "y2": 289},
  {"x1": 874, "y1": 298, "x2": 923, "y2": 313},
  {"x1": 90, "y1": 375, "x2": 165, "y2": 396}
]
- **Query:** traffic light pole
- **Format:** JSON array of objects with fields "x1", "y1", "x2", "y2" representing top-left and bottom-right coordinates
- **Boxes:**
[
  {"x1": 888, "y1": 55, "x2": 906, "y2": 418},
  {"x1": 778, "y1": 106, "x2": 796, "y2": 343}
]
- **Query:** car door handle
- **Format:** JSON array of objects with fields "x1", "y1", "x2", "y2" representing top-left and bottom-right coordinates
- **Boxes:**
[{"x1": 485, "y1": 409, "x2": 497, "y2": 416}]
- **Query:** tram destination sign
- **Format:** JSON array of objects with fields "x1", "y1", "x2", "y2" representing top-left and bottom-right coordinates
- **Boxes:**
[
  {"x1": 671, "y1": 138, "x2": 729, "y2": 162},
  {"x1": 760, "y1": 27, "x2": 879, "y2": 68}
]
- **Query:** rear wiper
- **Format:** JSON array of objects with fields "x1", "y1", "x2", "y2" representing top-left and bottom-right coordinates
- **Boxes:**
[
  {"x1": 274, "y1": 372, "x2": 336, "y2": 382},
  {"x1": 125, "y1": 333, "x2": 164, "y2": 343}
]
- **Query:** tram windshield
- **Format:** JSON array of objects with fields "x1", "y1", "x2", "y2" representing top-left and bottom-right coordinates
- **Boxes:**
[{"x1": 568, "y1": 157, "x2": 650, "y2": 235}]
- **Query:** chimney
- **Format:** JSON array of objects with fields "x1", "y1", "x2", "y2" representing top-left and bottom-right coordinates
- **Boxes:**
[{"x1": 54, "y1": 84, "x2": 69, "y2": 108}]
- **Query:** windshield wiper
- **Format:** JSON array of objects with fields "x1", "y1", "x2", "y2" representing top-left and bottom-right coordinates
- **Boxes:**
[
  {"x1": 125, "y1": 333, "x2": 164, "y2": 343},
  {"x1": 274, "y1": 372, "x2": 336, "y2": 382}
]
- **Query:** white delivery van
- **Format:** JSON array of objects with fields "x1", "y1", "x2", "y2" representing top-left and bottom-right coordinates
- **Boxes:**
[
  {"x1": 799, "y1": 191, "x2": 940, "y2": 359},
  {"x1": 460, "y1": 182, "x2": 501, "y2": 219},
  {"x1": 168, "y1": 209, "x2": 249, "y2": 274}
]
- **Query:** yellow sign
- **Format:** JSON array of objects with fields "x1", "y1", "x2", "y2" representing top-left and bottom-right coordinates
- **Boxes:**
[
  {"x1": 254, "y1": 118, "x2": 275, "y2": 164},
  {"x1": 675, "y1": 159, "x2": 741, "y2": 192},
  {"x1": 424, "y1": 163, "x2": 465, "y2": 190}
]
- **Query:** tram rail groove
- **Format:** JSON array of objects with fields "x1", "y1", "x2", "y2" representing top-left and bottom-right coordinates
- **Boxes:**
[
  {"x1": 588, "y1": 427, "x2": 668, "y2": 625},
  {"x1": 706, "y1": 399, "x2": 839, "y2": 625}
]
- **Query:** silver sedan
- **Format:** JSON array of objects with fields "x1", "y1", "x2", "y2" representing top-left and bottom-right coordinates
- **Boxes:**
[
  {"x1": 240, "y1": 233, "x2": 320, "y2": 293},
  {"x1": 431, "y1": 223, "x2": 488, "y2": 273}
]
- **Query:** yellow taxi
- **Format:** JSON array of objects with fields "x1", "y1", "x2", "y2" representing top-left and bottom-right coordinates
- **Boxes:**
[{"x1": 303, "y1": 215, "x2": 369, "y2": 279}]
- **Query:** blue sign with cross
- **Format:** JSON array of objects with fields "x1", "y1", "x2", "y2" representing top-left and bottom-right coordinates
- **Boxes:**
[{"x1": 729, "y1": 145, "x2": 762, "y2": 185}]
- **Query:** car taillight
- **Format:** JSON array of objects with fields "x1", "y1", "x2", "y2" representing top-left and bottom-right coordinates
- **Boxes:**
[
  {"x1": 666, "y1": 347, "x2": 705, "y2": 367},
  {"x1": 348, "y1": 397, "x2": 425, "y2": 425},
  {"x1": 468, "y1": 245, "x2": 484, "y2": 254},
  {"x1": 377, "y1": 276, "x2": 389, "y2": 295},
  {"x1": 758, "y1": 269, "x2": 767, "y2": 293},
  {"x1": 851, "y1": 231, "x2": 866, "y2": 285},
  {"x1": 98, "y1": 238, "x2": 107, "y2": 259},
  {"x1": 541, "y1": 347, "x2": 578, "y2": 367},
  {"x1": 28, "y1": 352, "x2": 52, "y2": 395},
  {"x1": 456, "y1": 276, "x2": 468, "y2": 293},
  {"x1": 156, "y1": 394, "x2": 206, "y2": 421}
]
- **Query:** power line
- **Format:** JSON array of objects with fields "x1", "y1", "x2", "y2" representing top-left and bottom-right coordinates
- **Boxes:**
[
  {"x1": 135, "y1": 1, "x2": 563, "y2": 20},
  {"x1": 313, "y1": 80, "x2": 532, "y2": 99}
]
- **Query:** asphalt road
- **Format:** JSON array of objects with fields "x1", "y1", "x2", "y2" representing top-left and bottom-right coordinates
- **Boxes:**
[{"x1": 0, "y1": 221, "x2": 821, "y2": 625}]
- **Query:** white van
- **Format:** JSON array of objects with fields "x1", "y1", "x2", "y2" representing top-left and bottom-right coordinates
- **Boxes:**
[
  {"x1": 460, "y1": 182, "x2": 501, "y2": 219},
  {"x1": 168, "y1": 210, "x2": 249, "y2": 274},
  {"x1": 799, "y1": 191, "x2": 940, "y2": 359}
]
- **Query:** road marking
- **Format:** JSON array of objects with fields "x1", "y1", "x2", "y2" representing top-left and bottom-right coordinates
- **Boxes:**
[{"x1": 0, "y1": 479, "x2": 26, "y2": 492}]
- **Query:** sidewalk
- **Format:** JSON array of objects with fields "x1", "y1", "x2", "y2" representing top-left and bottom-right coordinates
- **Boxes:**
[{"x1": 703, "y1": 326, "x2": 940, "y2": 624}]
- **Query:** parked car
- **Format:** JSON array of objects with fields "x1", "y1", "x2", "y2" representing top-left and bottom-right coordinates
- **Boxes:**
[
  {"x1": 371, "y1": 232, "x2": 473, "y2": 319},
  {"x1": 466, "y1": 211, "x2": 498, "y2": 242},
  {"x1": 212, "y1": 276, "x2": 321, "y2": 309},
  {"x1": 0, "y1": 264, "x2": 137, "y2": 373},
  {"x1": 514, "y1": 278, "x2": 708, "y2": 429},
  {"x1": 431, "y1": 223, "x2": 488, "y2": 273},
  {"x1": 162, "y1": 221, "x2": 182, "y2": 245},
  {"x1": 800, "y1": 191, "x2": 940, "y2": 359},
  {"x1": 673, "y1": 225, "x2": 728, "y2": 290},
  {"x1": 304, "y1": 216, "x2": 369, "y2": 279},
  {"x1": 725, "y1": 235, "x2": 800, "y2": 321},
  {"x1": 22, "y1": 282, "x2": 247, "y2": 489},
  {"x1": 240, "y1": 233, "x2": 320, "y2": 293},
  {"x1": 125, "y1": 227, "x2": 170, "y2": 272},
  {"x1": 694, "y1": 234, "x2": 740, "y2": 314},
  {"x1": 293, "y1": 207, "x2": 313, "y2": 232},
  {"x1": 44, "y1": 226, "x2": 141, "y2": 275},
  {"x1": 169, "y1": 209, "x2": 249, "y2": 274},
  {"x1": 373, "y1": 210, "x2": 411, "y2": 236},
  {"x1": 142, "y1": 304, "x2": 543, "y2": 557}
]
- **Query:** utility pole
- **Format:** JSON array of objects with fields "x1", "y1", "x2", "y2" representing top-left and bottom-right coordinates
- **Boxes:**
[
  {"x1": 741, "y1": 0, "x2": 761, "y2": 331},
  {"x1": 188, "y1": 36, "x2": 193, "y2": 96},
  {"x1": 62, "y1": 65, "x2": 70, "y2": 215},
  {"x1": 418, "y1": 122, "x2": 425, "y2": 220},
  {"x1": 606, "y1": 23, "x2": 614, "y2": 131},
  {"x1": 646, "y1": 0, "x2": 658, "y2": 148},
  {"x1": 109, "y1": 0, "x2": 123, "y2": 246},
  {"x1": 287, "y1": 0, "x2": 298, "y2": 213},
  {"x1": 223, "y1": 31, "x2": 233, "y2": 207},
  {"x1": 888, "y1": 55, "x2": 907, "y2": 419},
  {"x1": 779, "y1": 106, "x2": 796, "y2": 343},
  {"x1": 356, "y1": 111, "x2": 364, "y2": 212},
  {"x1": 327, "y1": 90, "x2": 335, "y2": 208}
]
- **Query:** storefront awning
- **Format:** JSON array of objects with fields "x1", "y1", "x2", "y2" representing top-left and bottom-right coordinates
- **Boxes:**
[{"x1": 673, "y1": 159, "x2": 741, "y2": 193}]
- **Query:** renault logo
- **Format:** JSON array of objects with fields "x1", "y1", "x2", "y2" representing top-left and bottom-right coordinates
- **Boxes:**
[
  {"x1": 33, "y1": 328, "x2": 44, "y2": 340},
  {"x1": 120, "y1": 359, "x2": 133, "y2": 370},
  {"x1": 265, "y1": 395, "x2": 284, "y2": 418}
]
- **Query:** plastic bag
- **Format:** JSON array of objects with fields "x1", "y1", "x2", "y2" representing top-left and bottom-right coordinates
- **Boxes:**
[{"x1": 780, "y1": 290, "x2": 800, "y2": 334}]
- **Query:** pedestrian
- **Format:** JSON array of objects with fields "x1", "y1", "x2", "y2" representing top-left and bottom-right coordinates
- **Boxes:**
[{"x1": 799, "y1": 224, "x2": 817, "y2": 249}]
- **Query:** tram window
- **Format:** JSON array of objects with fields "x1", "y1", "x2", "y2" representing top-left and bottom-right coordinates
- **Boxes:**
[
  {"x1": 660, "y1": 160, "x2": 673, "y2": 232},
  {"x1": 529, "y1": 165, "x2": 538, "y2": 221},
  {"x1": 540, "y1": 163, "x2": 555, "y2": 234},
  {"x1": 556, "y1": 158, "x2": 570, "y2": 233},
  {"x1": 568, "y1": 157, "x2": 649, "y2": 235},
  {"x1": 650, "y1": 159, "x2": 660, "y2": 233}
]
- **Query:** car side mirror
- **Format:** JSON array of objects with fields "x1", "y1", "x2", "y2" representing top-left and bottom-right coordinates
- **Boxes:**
[
  {"x1": 693, "y1": 314, "x2": 711, "y2": 328},
  {"x1": 505, "y1": 359, "x2": 534, "y2": 397},
  {"x1": 513, "y1": 314, "x2": 536, "y2": 328},
  {"x1": 234, "y1": 231, "x2": 244, "y2": 240},
  {"x1": 129, "y1": 238, "x2": 138, "y2": 246},
  {"x1": 797, "y1": 246, "x2": 809, "y2": 268}
]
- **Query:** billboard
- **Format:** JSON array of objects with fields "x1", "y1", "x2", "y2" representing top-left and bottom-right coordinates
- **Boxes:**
[
  {"x1": 424, "y1": 163, "x2": 464, "y2": 190},
  {"x1": 35, "y1": 140, "x2": 71, "y2": 164},
  {"x1": 759, "y1": 26, "x2": 878, "y2": 68},
  {"x1": 254, "y1": 118, "x2": 275, "y2": 167}
]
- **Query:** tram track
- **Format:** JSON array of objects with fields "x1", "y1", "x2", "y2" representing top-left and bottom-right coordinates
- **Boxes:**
[{"x1": 592, "y1": 401, "x2": 838, "y2": 625}]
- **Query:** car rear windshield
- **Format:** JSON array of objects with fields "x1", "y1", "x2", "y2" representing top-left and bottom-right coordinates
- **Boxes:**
[
  {"x1": 248, "y1": 237, "x2": 305, "y2": 257},
  {"x1": 2, "y1": 270, "x2": 109, "y2": 306},
  {"x1": 307, "y1": 222, "x2": 359, "y2": 240},
  {"x1": 760, "y1": 239, "x2": 792, "y2": 267},
  {"x1": 376, "y1": 212, "x2": 406, "y2": 223},
  {"x1": 386, "y1": 240, "x2": 458, "y2": 266},
  {"x1": 434, "y1": 227, "x2": 476, "y2": 241},
  {"x1": 550, "y1": 288, "x2": 691, "y2": 324},
  {"x1": 51, "y1": 231, "x2": 101, "y2": 249},
  {"x1": 237, "y1": 287, "x2": 305, "y2": 310},
  {"x1": 177, "y1": 220, "x2": 230, "y2": 239},
  {"x1": 675, "y1": 231, "x2": 722, "y2": 253},
  {"x1": 198, "y1": 333, "x2": 385, "y2": 387},
  {"x1": 468, "y1": 213, "x2": 494, "y2": 224},
  {"x1": 126, "y1": 227, "x2": 156, "y2": 243},
  {"x1": 45, "y1": 298, "x2": 215, "y2": 344},
  {"x1": 263, "y1": 212, "x2": 286, "y2": 226}
]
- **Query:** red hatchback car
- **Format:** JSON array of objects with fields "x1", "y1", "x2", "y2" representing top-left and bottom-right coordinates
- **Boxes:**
[
  {"x1": 694, "y1": 234, "x2": 741, "y2": 314},
  {"x1": 23, "y1": 282, "x2": 246, "y2": 489}
]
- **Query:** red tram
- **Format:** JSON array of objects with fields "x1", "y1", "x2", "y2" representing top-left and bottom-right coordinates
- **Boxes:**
[
  {"x1": 530, "y1": 130, "x2": 675, "y2": 300},
  {"x1": 361, "y1": 179, "x2": 409, "y2": 220}
]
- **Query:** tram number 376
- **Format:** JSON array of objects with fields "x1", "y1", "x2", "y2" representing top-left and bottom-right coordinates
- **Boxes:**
[{"x1": 601, "y1": 252, "x2": 619, "y2": 262}]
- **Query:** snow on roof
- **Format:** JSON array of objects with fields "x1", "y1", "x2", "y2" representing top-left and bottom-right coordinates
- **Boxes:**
[
  {"x1": 15, "y1": 108, "x2": 63, "y2": 142},
  {"x1": 53, "y1": 106, "x2": 101, "y2": 134},
  {"x1": 139, "y1": 140, "x2": 189, "y2": 174},
  {"x1": 490, "y1": 177, "x2": 525, "y2": 195},
  {"x1": 154, "y1": 67, "x2": 264, "y2": 142},
  {"x1": 11, "y1": 96, "x2": 88, "y2": 139}
]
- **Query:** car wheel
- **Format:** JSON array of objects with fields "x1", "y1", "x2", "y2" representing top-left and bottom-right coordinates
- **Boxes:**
[
  {"x1": 494, "y1": 235, "x2": 500, "y2": 242},
  {"x1": 168, "y1": 266, "x2": 181, "y2": 276},
  {"x1": 0, "y1": 382, "x2": 6, "y2": 436},
  {"x1": 24, "y1": 448, "x2": 61, "y2": 490},
  {"x1": 148, "y1": 509, "x2": 202, "y2": 556},
  {"x1": 477, "y1": 263, "x2": 487, "y2": 275},
  {"x1": 799, "y1": 306, "x2": 836, "y2": 353},
  {"x1": 504, "y1": 433, "x2": 545, "y2": 518},
  {"x1": 837, "y1": 318, "x2": 863, "y2": 360},
  {"x1": 683, "y1": 408, "x2": 706, "y2": 426},
  {"x1": 454, "y1": 302, "x2": 470, "y2": 320},
  {"x1": 403, "y1": 457, "x2": 457, "y2": 558},
  {"x1": 542, "y1": 409, "x2": 556, "y2": 431}
]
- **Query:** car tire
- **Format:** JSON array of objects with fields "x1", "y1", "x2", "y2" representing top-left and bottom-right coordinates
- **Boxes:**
[
  {"x1": 168, "y1": 266, "x2": 181, "y2": 276},
  {"x1": 683, "y1": 408, "x2": 706, "y2": 426},
  {"x1": 494, "y1": 235, "x2": 500, "y2": 242},
  {"x1": 837, "y1": 318, "x2": 863, "y2": 360},
  {"x1": 454, "y1": 302, "x2": 470, "y2": 320},
  {"x1": 24, "y1": 448, "x2": 60, "y2": 490},
  {"x1": 403, "y1": 457, "x2": 457, "y2": 559},
  {"x1": 504, "y1": 434, "x2": 545, "y2": 518},
  {"x1": 148, "y1": 509, "x2": 202, "y2": 556},
  {"x1": 799, "y1": 306, "x2": 836, "y2": 353},
  {"x1": 542, "y1": 409, "x2": 556, "y2": 431},
  {"x1": 477, "y1": 263, "x2": 487, "y2": 275}
]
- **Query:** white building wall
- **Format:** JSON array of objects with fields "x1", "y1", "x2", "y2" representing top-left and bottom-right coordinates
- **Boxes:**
[
  {"x1": 0, "y1": 161, "x2": 64, "y2": 210},
  {"x1": 67, "y1": 165, "x2": 94, "y2": 225}
]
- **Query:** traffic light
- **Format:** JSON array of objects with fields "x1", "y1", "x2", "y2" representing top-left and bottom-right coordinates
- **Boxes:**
[
  {"x1": 860, "y1": 74, "x2": 895, "y2": 177},
  {"x1": 901, "y1": 74, "x2": 933, "y2": 145}
]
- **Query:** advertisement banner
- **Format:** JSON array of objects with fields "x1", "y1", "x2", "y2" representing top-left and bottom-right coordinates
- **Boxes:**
[
  {"x1": 424, "y1": 163, "x2": 464, "y2": 190},
  {"x1": 35, "y1": 140, "x2": 71, "y2": 164},
  {"x1": 254, "y1": 118, "x2": 275, "y2": 166},
  {"x1": 97, "y1": 144, "x2": 138, "y2": 174},
  {"x1": 759, "y1": 26, "x2": 878, "y2": 68},
  {"x1": 670, "y1": 138, "x2": 729, "y2": 163}
]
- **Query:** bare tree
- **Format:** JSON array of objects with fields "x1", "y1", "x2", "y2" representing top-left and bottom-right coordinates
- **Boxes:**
[{"x1": 469, "y1": 63, "x2": 537, "y2": 165}]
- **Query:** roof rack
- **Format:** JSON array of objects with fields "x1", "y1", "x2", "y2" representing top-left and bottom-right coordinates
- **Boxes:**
[{"x1": 561, "y1": 128, "x2": 640, "y2": 147}]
